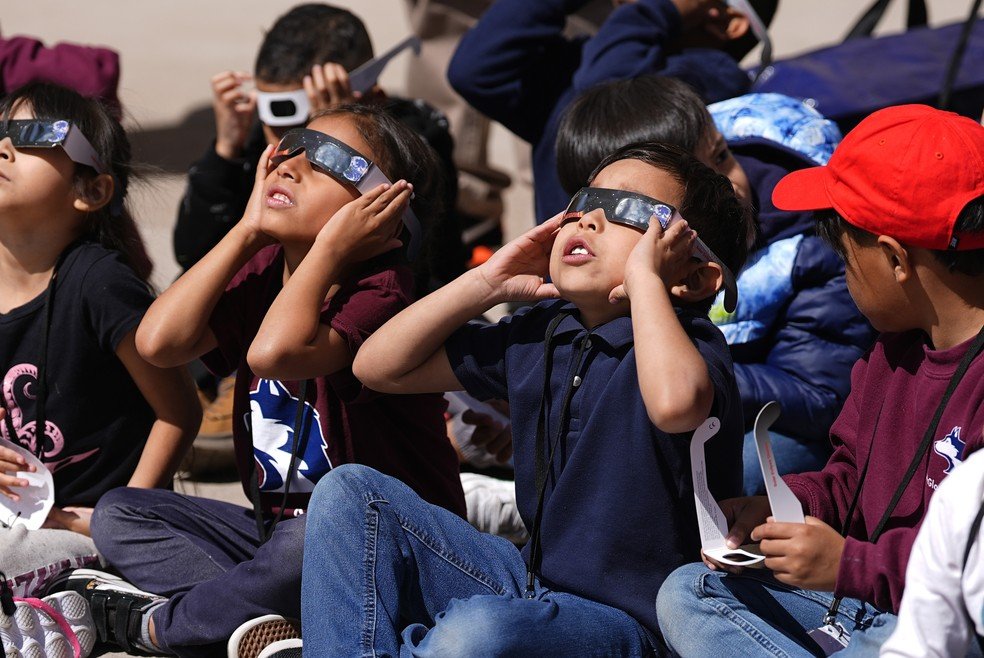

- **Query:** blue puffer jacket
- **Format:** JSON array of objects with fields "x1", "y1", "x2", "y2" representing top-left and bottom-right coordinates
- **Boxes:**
[{"x1": 708, "y1": 94, "x2": 876, "y2": 442}]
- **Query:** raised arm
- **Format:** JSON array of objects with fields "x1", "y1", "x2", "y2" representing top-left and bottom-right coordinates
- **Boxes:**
[
  {"x1": 447, "y1": 0, "x2": 588, "y2": 143},
  {"x1": 137, "y1": 145, "x2": 275, "y2": 367},
  {"x1": 573, "y1": 0, "x2": 749, "y2": 101},
  {"x1": 613, "y1": 218, "x2": 714, "y2": 433},
  {"x1": 354, "y1": 215, "x2": 563, "y2": 394},
  {"x1": 247, "y1": 181, "x2": 412, "y2": 381}
]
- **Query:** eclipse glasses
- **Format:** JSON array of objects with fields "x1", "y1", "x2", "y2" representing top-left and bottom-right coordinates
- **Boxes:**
[
  {"x1": 563, "y1": 187, "x2": 738, "y2": 312},
  {"x1": 0, "y1": 119, "x2": 107, "y2": 174},
  {"x1": 256, "y1": 36, "x2": 422, "y2": 127},
  {"x1": 271, "y1": 128, "x2": 422, "y2": 260}
]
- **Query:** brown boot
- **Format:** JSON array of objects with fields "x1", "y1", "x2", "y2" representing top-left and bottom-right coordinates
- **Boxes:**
[
  {"x1": 180, "y1": 376, "x2": 236, "y2": 478},
  {"x1": 198, "y1": 375, "x2": 235, "y2": 440}
]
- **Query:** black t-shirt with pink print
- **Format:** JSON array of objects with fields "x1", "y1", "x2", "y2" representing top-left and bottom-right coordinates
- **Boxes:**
[{"x1": 0, "y1": 241, "x2": 154, "y2": 506}]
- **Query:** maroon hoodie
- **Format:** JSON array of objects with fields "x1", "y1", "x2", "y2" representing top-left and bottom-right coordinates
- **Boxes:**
[{"x1": 784, "y1": 329, "x2": 984, "y2": 614}]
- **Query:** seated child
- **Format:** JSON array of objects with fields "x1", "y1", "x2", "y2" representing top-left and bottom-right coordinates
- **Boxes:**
[
  {"x1": 557, "y1": 77, "x2": 875, "y2": 494},
  {"x1": 175, "y1": 2, "x2": 463, "y2": 281},
  {"x1": 448, "y1": 0, "x2": 776, "y2": 221},
  {"x1": 656, "y1": 105, "x2": 984, "y2": 656},
  {"x1": 49, "y1": 105, "x2": 465, "y2": 658},
  {"x1": 882, "y1": 445, "x2": 984, "y2": 657},
  {"x1": 0, "y1": 82, "x2": 199, "y2": 656},
  {"x1": 299, "y1": 141, "x2": 750, "y2": 655}
]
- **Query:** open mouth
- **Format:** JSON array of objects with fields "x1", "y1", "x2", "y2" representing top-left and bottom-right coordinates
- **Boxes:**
[
  {"x1": 266, "y1": 184, "x2": 294, "y2": 208},
  {"x1": 561, "y1": 237, "x2": 595, "y2": 263}
]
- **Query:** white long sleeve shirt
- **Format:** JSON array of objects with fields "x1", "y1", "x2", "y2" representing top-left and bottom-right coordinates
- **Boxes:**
[{"x1": 882, "y1": 448, "x2": 984, "y2": 657}]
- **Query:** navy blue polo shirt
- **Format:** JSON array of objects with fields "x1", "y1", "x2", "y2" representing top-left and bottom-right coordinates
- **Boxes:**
[{"x1": 445, "y1": 300, "x2": 743, "y2": 638}]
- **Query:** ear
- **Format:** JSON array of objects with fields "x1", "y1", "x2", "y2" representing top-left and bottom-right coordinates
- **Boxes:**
[
  {"x1": 669, "y1": 261, "x2": 724, "y2": 304},
  {"x1": 72, "y1": 173, "x2": 115, "y2": 213},
  {"x1": 702, "y1": 7, "x2": 751, "y2": 42},
  {"x1": 876, "y1": 236, "x2": 912, "y2": 284}
]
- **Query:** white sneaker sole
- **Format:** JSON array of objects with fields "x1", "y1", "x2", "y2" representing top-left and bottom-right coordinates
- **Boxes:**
[{"x1": 0, "y1": 591, "x2": 95, "y2": 658}]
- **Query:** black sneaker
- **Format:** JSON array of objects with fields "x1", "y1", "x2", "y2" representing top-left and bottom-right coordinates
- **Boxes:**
[{"x1": 45, "y1": 569, "x2": 164, "y2": 654}]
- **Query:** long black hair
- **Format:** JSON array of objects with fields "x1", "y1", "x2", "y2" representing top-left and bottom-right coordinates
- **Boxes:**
[{"x1": 0, "y1": 82, "x2": 153, "y2": 282}]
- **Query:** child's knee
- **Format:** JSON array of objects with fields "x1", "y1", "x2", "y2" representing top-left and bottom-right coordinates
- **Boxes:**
[
  {"x1": 90, "y1": 486, "x2": 144, "y2": 548},
  {"x1": 656, "y1": 563, "x2": 718, "y2": 623}
]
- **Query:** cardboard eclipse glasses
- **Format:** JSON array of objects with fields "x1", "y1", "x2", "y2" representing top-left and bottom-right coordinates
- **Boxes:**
[
  {"x1": 256, "y1": 36, "x2": 422, "y2": 127},
  {"x1": 0, "y1": 119, "x2": 107, "y2": 174},
  {"x1": 271, "y1": 128, "x2": 421, "y2": 260},
  {"x1": 563, "y1": 187, "x2": 738, "y2": 313}
]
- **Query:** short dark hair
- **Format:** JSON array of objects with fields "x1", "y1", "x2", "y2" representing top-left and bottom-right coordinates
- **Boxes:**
[
  {"x1": 0, "y1": 82, "x2": 152, "y2": 283},
  {"x1": 309, "y1": 104, "x2": 446, "y2": 292},
  {"x1": 254, "y1": 4, "x2": 374, "y2": 84},
  {"x1": 589, "y1": 142, "x2": 750, "y2": 308},
  {"x1": 815, "y1": 196, "x2": 984, "y2": 277},
  {"x1": 556, "y1": 76, "x2": 711, "y2": 195}
]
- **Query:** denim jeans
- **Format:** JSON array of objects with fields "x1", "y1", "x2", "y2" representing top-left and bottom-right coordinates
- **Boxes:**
[
  {"x1": 91, "y1": 487, "x2": 304, "y2": 658},
  {"x1": 301, "y1": 464, "x2": 657, "y2": 657},
  {"x1": 742, "y1": 430, "x2": 831, "y2": 496},
  {"x1": 656, "y1": 563, "x2": 897, "y2": 657}
]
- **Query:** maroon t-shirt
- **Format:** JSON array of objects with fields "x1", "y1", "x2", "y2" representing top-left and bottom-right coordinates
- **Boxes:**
[
  {"x1": 202, "y1": 246, "x2": 465, "y2": 518},
  {"x1": 785, "y1": 330, "x2": 984, "y2": 613}
]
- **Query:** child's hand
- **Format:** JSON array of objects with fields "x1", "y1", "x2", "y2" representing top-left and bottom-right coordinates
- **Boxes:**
[
  {"x1": 699, "y1": 495, "x2": 771, "y2": 573},
  {"x1": 474, "y1": 214, "x2": 562, "y2": 304},
  {"x1": 751, "y1": 516, "x2": 845, "y2": 591},
  {"x1": 0, "y1": 410, "x2": 36, "y2": 502},
  {"x1": 609, "y1": 217, "x2": 695, "y2": 305},
  {"x1": 304, "y1": 63, "x2": 360, "y2": 111},
  {"x1": 461, "y1": 408, "x2": 513, "y2": 463},
  {"x1": 211, "y1": 71, "x2": 256, "y2": 161},
  {"x1": 239, "y1": 145, "x2": 278, "y2": 248},
  {"x1": 44, "y1": 507, "x2": 94, "y2": 537},
  {"x1": 316, "y1": 181, "x2": 411, "y2": 266}
]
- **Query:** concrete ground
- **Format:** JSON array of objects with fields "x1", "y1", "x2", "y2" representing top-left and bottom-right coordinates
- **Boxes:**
[{"x1": 0, "y1": 0, "x2": 974, "y2": 654}]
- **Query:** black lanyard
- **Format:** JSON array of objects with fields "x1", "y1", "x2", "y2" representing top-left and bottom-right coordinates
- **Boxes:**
[
  {"x1": 823, "y1": 325, "x2": 984, "y2": 626},
  {"x1": 525, "y1": 311, "x2": 592, "y2": 596},
  {"x1": 0, "y1": 245, "x2": 73, "y2": 460}
]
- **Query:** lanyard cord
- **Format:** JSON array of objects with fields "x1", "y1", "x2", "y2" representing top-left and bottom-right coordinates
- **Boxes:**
[
  {"x1": 526, "y1": 312, "x2": 593, "y2": 597},
  {"x1": 0, "y1": 246, "x2": 73, "y2": 459},
  {"x1": 823, "y1": 325, "x2": 984, "y2": 625}
]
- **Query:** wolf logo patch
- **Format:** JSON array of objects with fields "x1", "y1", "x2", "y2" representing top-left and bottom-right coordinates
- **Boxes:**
[
  {"x1": 247, "y1": 379, "x2": 332, "y2": 493},
  {"x1": 933, "y1": 426, "x2": 966, "y2": 475}
]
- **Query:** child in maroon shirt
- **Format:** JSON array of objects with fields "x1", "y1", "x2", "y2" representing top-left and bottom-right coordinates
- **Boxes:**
[
  {"x1": 657, "y1": 105, "x2": 984, "y2": 656},
  {"x1": 50, "y1": 105, "x2": 464, "y2": 658}
]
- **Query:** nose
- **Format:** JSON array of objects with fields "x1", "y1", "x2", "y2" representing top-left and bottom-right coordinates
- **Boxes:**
[
  {"x1": 274, "y1": 152, "x2": 305, "y2": 181},
  {"x1": 0, "y1": 136, "x2": 14, "y2": 163},
  {"x1": 576, "y1": 208, "x2": 605, "y2": 232}
]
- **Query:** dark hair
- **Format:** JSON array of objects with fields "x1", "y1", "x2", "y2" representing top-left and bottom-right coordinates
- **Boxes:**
[
  {"x1": 255, "y1": 4, "x2": 374, "y2": 84},
  {"x1": 589, "y1": 142, "x2": 750, "y2": 309},
  {"x1": 557, "y1": 76, "x2": 711, "y2": 195},
  {"x1": 0, "y1": 82, "x2": 152, "y2": 282},
  {"x1": 724, "y1": 0, "x2": 780, "y2": 62},
  {"x1": 816, "y1": 197, "x2": 984, "y2": 277},
  {"x1": 309, "y1": 104, "x2": 446, "y2": 292}
]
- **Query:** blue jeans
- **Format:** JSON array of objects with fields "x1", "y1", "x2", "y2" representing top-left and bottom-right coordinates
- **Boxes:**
[
  {"x1": 91, "y1": 487, "x2": 304, "y2": 658},
  {"x1": 301, "y1": 464, "x2": 657, "y2": 657},
  {"x1": 743, "y1": 431, "x2": 831, "y2": 496},
  {"x1": 656, "y1": 563, "x2": 897, "y2": 657}
]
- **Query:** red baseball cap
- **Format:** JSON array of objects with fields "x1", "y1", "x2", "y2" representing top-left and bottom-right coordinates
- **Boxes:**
[{"x1": 773, "y1": 104, "x2": 984, "y2": 250}]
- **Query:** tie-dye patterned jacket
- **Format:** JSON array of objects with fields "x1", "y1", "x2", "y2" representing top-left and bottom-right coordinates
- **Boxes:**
[{"x1": 708, "y1": 94, "x2": 876, "y2": 442}]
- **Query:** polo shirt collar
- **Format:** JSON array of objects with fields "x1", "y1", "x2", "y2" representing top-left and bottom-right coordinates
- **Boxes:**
[{"x1": 551, "y1": 302, "x2": 635, "y2": 350}]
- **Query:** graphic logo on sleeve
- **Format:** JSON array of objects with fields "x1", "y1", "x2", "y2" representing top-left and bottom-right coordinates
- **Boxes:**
[
  {"x1": 933, "y1": 426, "x2": 966, "y2": 475},
  {"x1": 248, "y1": 379, "x2": 332, "y2": 493}
]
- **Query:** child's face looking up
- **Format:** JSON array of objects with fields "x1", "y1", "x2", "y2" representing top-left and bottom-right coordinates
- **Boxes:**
[
  {"x1": 549, "y1": 159, "x2": 685, "y2": 307},
  {"x1": 260, "y1": 114, "x2": 370, "y2": 245},
  {"x1": 696, "y1": 126, "x2": 751, "y2": 206},
  {"x1": 0, "y1": 103, "x2": 79, "y2": 221}
]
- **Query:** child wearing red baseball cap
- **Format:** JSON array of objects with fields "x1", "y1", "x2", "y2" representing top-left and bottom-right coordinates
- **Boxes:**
[{"x1": 656, "y1": 104, "x2": 984, "y2": 657}]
